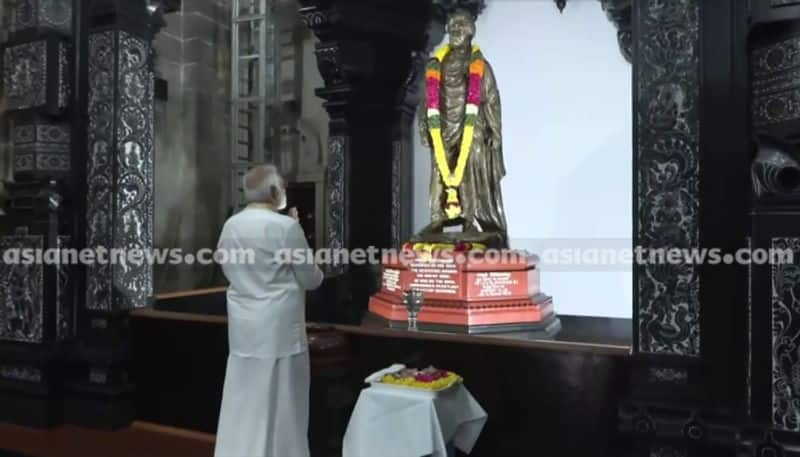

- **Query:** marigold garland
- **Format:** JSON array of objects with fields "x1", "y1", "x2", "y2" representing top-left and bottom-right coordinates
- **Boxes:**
[{"x1": 426, "y1": 44, "x2": 485, "y2": 220}]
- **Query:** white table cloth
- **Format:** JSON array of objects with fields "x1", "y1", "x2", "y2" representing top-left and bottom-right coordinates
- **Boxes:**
[{"x1": 342, "y1": 383, "x2": 487, "y2": 457}]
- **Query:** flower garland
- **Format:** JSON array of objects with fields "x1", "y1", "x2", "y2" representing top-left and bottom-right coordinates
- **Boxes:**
[
  {"x1": 426, "y1": 44, "x2": 485, "y2": 220},
  {"x1": 402, "y1": 241, "x2": 487, "y2": 254}
]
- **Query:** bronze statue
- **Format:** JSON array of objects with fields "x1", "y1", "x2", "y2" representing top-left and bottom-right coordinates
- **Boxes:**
[{"x1": 413, "y1": 8, "x2": 508, "y2": 249}]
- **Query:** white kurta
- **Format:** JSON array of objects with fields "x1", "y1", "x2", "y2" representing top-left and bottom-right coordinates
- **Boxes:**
[{"x1": 215, "y1": 207, "x2": 324, "y2": 457}]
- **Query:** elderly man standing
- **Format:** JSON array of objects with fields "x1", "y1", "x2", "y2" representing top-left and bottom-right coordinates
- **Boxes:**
[{"x1": 214, "y1": 164, "x2": 324, "y2": 457}]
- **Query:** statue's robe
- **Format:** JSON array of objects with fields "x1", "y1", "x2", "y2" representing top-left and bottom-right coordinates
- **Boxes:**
[{"x1": 417, "y1": 50, "x2": 508, "y2": 247}]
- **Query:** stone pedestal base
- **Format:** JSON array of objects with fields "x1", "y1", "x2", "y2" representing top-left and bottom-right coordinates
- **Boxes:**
[
  {"x1": 0, "y1": 342, "x2": 66, "y2": 428},
  {"x1": 368, "y1": 250, "x2": 559, "y2": 334},
  {"x1": 63, "y1": 311, "x2": 134, "y2": 430},
  {"x1": 367, "y1": 297, "x2": 561, "y2": 335}
]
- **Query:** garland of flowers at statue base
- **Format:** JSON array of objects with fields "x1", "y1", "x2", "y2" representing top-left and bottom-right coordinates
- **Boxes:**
[{"x1": 426, "y1": 44, "x2": 485, "y2": 220}]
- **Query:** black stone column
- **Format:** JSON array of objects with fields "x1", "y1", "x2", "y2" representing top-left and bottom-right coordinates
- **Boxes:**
[
  {"x1": 62, "y1": 0, "x2": 160, "y2": 429},
  {"x1": 0, "y1": 0, "x2": 75, "y2": 427},
  {"x1": 299, "y1": 0, "x2": 431, "y2": 323},
  {"x1": 743, "y1": 17, "x2": 800, "y2": 454},
  {"x1": 622, "y1": 0, "x2": 752, "y2": 455}
]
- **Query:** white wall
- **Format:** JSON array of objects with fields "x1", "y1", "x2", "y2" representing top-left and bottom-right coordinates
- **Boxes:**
[
  {"x1": 300, "y1": 34, "x2": 329, "y2": 173},
  {"x1": 299, "y1": 33, "x2": 330, "y2": 249},
  {"x1": 413, "y1": 1, "x2": 633, "y2": 318}
]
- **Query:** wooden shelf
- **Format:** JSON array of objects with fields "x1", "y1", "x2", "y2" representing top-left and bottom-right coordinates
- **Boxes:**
[
  {"x1": 316, "y1": 315, "x2": 632, "y2": 357},
  {"x1": 144, "y1": 286, "x2": 633, "y2": 356}
]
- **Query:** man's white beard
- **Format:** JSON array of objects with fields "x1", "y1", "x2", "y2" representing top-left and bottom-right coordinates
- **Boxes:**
[{"x1": 277, "y1": 192, "x2": 288, "y2": 210}]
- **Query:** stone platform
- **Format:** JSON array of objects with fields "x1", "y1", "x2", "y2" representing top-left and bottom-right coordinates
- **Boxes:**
[{"x1": 368, "y1": 250, "x2": 560, "y2": 334}]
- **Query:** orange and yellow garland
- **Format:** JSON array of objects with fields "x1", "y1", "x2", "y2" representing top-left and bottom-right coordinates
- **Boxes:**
[{"x1": 426, "y1": 44, "x2": 485, "y2": 220}]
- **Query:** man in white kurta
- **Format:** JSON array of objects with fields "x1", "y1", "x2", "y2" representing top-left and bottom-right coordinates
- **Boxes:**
[{"x1": 215, "y1": 165, "x2": 324, "y2": 457}]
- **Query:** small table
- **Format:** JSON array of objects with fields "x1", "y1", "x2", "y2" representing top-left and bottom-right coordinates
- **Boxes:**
[{"x1": 342, "y1": 383, "x2": 487, "y2": 457}]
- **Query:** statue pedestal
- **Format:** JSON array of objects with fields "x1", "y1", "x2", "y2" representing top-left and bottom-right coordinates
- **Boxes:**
[{"x1": 367, "y1": 250, "x2": 561, "y2": 335}]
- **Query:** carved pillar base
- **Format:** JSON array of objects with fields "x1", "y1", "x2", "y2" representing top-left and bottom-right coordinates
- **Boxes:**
[
  {"x1": 63, "y1": 310, "x2": 133, "y2": 429},
  {"x1": 0, "y1": 180, "x2": 73, "y2": 428},
  {"x1": 0, "y1": 344, "x2": 66, "y2": 428},
  {"x1": 738, "y1": 426, "x2": 800, "y2": 457}
]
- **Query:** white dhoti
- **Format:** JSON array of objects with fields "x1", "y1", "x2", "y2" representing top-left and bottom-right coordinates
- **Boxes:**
[
  {"x1": 214, "y1": 351, "x2": 311, "y2": 457},
  {"x1": 214, "y1": 207, "x2": 324, "y2": 457}
]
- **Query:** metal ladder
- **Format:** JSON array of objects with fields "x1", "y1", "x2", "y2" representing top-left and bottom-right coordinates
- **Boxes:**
[{"x1": 230, "y1": 0, "x2": 280, "y2": 210}]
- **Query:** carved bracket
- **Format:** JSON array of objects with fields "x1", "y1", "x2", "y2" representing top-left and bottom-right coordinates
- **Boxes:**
[
  {"x1": 599, "y1": 0, "x2": 632, "y2": 63},
  {"x1": 752, "y1": 137, "x2": 800, "y2": 200}
]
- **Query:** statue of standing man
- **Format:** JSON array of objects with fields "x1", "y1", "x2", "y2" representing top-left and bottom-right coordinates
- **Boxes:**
[{"x1": 413, "y1": 6, "x2": 509, "y2": 250}]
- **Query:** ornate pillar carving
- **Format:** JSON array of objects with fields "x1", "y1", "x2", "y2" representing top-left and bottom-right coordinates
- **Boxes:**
[
  {"x1": 623, "y1": 0, "x2": 753, "y2": 454},
  {"x1": 748, "y1": 22, "x2": 800, "y2": 452},
  {"x1": 299, "y1": 5, "x2": 349, "y2": 275},
  {"x1": 622, "y1": 0, "x2": 704, "y2": 453},
  {"x1": 84, "y1": 1, "x2": 156, "y2": 312},
  {"x1": 636, "y1": 0, "x2": 701, "y2": 363},
  {"x1": 634, "y1": 0, "x2": 701, "y2": 359},
  {"x1": 0, "y1": 0, "x2": 74, "y2": 427},
  {"x1": 61, "y1": 0, "x2": 160, "y2": 428},
  {"x1": 300, "y1": 0, "x2": 431, "y2": 322}
]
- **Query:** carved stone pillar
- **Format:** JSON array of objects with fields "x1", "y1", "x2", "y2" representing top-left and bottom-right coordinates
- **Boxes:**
[
  {"x1": 622, "y1": 0, "x2": 753, "y2": 455},
  {"x1": 634, "y1": 0, "x2": 702, "y2": 361},
  {"x1": 623, "y1": 0, "x2": 704, "y2": 454},
  {"x1": 84, "y1": 20, "x2": 155, "y2": 312},
  {"x1": 300, "y1": 0, "x2": 431, "y2": 323},
  {"x1": 0, "y1": 0, "x2": 74, "y2": 427},
  {"x1": 622, "y1": 2, "x2": 705, "y2": 446},
  {"x1": 744, "y1": 23, "x2": 800, "y2": 454},
  {"x1": 62, "y1": 0, "x2": 159, "y2": 429}
]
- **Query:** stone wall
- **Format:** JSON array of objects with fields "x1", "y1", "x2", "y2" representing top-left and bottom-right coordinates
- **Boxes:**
[
  {"x1": 0, "y1": 0, "x2": 330, "y2": 293},
  {"x1": 153, "y1": 0, "x2": 232, "y2": 293},
  {"x1": 152, "y1": 0, "x2": 330, "y2": 294}
]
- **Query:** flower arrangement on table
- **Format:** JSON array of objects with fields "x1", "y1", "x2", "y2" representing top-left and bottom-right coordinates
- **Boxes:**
[{"x1": 380, "y1": 366, "x2": 463, "y2": 391}]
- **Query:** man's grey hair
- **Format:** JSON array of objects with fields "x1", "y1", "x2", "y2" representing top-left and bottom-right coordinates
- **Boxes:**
[{"x1": 243, "y1": 164, "x2": 283, "y2": 204}]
